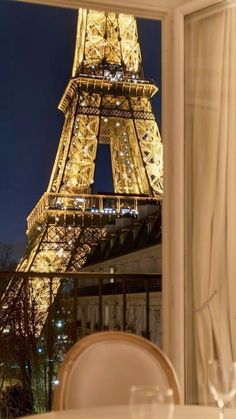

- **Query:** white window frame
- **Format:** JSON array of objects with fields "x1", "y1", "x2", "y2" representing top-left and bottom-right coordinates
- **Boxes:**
[
  {"x1": 17, "y1": 0, "x2": 185, "y2": 396},
  {"x1": 18, "y1": 0, "x2": 228, "y2": 402}
]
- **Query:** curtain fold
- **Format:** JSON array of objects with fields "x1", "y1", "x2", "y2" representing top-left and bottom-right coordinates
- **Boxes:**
[{"x1": 185, "y1": 4, "x2": 236, "y2": 404}]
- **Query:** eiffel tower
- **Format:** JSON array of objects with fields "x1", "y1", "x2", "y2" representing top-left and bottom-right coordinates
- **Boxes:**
[{"x1": 3, "y1": 10, "x2": 163, "y2": 329}]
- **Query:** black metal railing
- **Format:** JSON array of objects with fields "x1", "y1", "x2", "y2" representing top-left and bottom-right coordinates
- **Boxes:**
[{"x1": 0, "y1": 271, "x2": 162, "y2": 416}]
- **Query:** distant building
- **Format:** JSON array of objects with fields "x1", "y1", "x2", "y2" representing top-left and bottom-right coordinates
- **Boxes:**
[{"x1": 76, "y1": 203, "x2": 162, "y2": 346}]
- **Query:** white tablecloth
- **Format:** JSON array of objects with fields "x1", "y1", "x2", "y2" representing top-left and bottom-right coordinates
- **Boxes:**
[{"x1": 26, "y1": 404, "x2": 236, "y2": 419}]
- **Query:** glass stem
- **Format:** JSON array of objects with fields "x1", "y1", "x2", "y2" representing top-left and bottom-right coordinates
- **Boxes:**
[{"x1": 218, "y1": 403, "x2": 224, "y2": 419}]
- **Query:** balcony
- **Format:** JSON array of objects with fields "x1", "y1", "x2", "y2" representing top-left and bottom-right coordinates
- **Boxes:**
[{"x1": 26, "y1": 192, "x2": 161, "y2": 237}]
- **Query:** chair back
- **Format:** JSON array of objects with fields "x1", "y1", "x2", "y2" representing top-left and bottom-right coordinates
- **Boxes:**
[{"x1": 53, "y1": 331, "x2": 181, "y2": 410}]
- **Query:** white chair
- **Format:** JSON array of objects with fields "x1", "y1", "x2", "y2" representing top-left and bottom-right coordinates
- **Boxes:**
[{"x1": 53, "y1": 331, "x2": 181, "y2": 410}]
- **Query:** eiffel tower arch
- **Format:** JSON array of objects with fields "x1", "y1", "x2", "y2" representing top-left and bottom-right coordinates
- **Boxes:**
[{"x1": 3, "y1": 10, "x2": 163, "y2": 328}]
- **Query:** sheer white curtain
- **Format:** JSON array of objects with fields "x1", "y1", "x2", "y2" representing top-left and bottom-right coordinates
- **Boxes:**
[{"x1": 185, "y1": 2, "x2": 236, "y2": 404}]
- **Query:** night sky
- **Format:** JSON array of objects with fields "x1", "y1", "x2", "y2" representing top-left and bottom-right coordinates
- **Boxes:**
[{"x1": 0, "y1": 0, "x2": 161, "y2": 259}]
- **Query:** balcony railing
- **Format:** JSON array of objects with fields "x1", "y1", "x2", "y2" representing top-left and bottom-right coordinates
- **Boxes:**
[
  {"x1": 26, "y1": 192, "x2": 162, "y2": 236},
  {"x1": 0, "y1": 271, "x2": 162, "y2": 416}
]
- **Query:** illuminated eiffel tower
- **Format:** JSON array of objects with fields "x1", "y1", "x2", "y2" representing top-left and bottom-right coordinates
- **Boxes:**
[{"x1": 3, "y1": 10, "x2": 163, "y2": 328}]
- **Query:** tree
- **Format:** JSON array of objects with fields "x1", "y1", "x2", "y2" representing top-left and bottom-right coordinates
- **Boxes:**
[
  {"x1": 0, "y1": 242, "x2": 17, "y2": 298},
  {"x1": 0, "y1": 242, "x2": 16, "y2": 271}
]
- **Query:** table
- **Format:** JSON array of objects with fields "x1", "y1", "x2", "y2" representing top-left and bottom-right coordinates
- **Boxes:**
[{"x1": 26, "y1": 404, "x2": 236, "y2": 419}]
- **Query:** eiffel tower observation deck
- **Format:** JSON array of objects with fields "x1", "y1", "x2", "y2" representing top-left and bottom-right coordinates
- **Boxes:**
[{"x1": 2, "y1": 10, "x2": 163, "y2": 330}]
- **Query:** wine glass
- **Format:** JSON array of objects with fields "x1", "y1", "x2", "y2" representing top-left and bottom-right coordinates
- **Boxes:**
[
  {"x1": 129, "y1": 386, "x2": 174, "y2": 419},
  {"x1": 208, "y1": 360, "x2": 236, "y2": 419}
]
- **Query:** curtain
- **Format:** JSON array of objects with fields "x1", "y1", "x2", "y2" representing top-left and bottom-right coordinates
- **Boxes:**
[{"x1": 185, "y1": 3, "x2": 236, "y2": 404}]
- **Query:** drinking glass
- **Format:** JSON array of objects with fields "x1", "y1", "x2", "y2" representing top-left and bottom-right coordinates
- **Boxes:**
[
  {"x1": 208, "y1": 360, "x2": 236, "y2": 419},
  {"x1": 129, "y1": 386, "x2": 174, "y2": 419}
]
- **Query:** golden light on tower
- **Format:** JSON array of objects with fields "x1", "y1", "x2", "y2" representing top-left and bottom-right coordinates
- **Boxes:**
[{"x1": 1, "y1": 10, "x2": 163, "y2": 330}]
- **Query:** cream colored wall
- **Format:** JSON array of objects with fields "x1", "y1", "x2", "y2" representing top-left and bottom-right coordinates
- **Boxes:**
[
  {"x1": 18, "y1": 0, "x2": 207, "y2": 14},
  {"x1": 82, "y1": 244, "x2": 162, "y2": 275}
]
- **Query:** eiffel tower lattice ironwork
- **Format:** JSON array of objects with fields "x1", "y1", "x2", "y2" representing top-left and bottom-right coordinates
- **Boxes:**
[{"x1": 2, "y1": 10, "x2": 163, "y2": 329}]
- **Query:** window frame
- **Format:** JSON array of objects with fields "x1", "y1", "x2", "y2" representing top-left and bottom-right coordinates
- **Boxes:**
[{"x1": 17, "y1": 0, "x2": 226, "y2": 402}]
